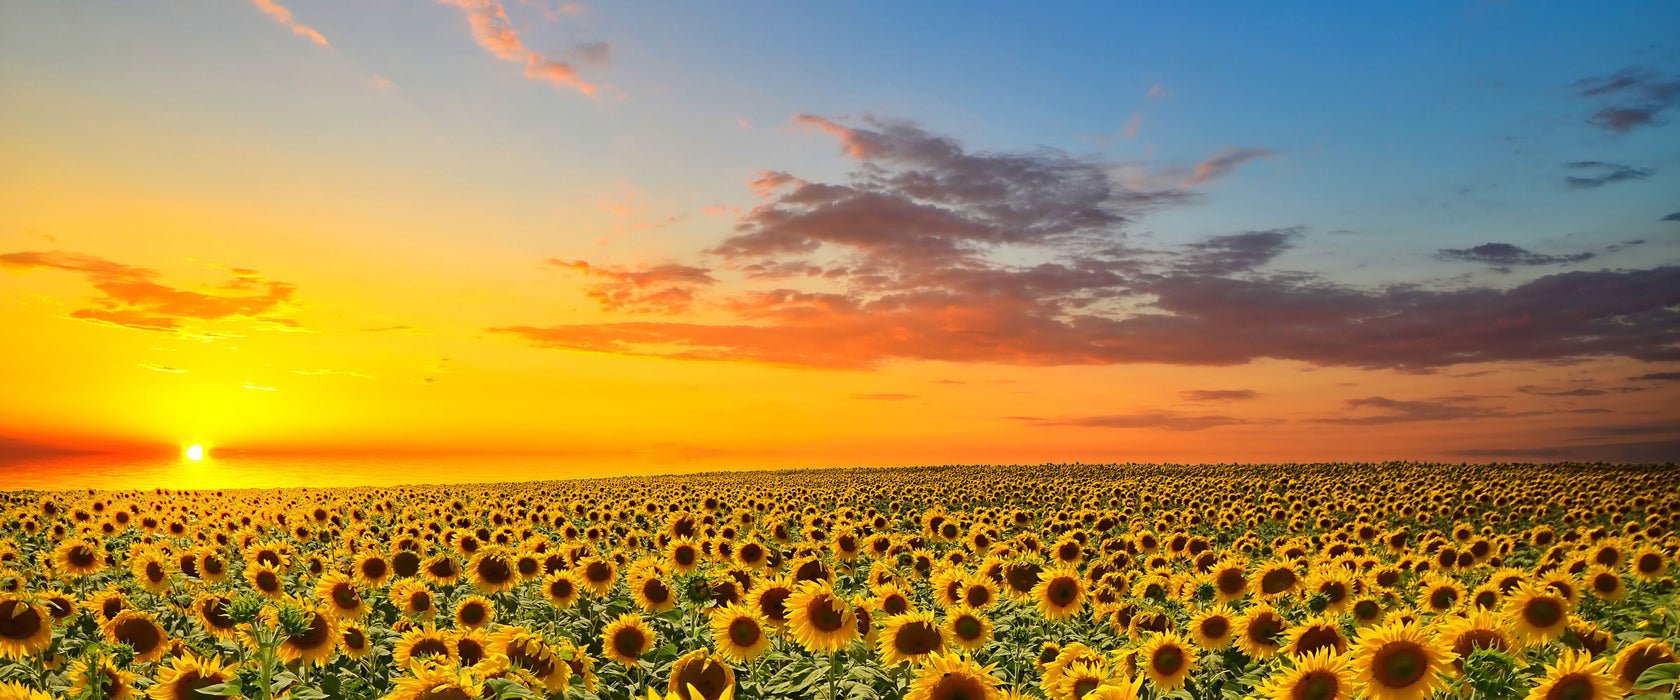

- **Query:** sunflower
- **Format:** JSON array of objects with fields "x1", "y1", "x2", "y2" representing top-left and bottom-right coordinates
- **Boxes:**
[
  {"x1": 1503, "y1": 583, "x2": 1569, "y2": 646},
  {"x1": 874, "y1": 582, "x2": 915, "y2": 617},
  {"x1": 667, "y1": 537, "x2": 702, "y2": 576},
  {"x1": 786, "y1": 580, "x2": 858, "y2": 653},
  {"x1": 491, "y1": 627, "x2": 571, "y2": 692},
  {"x1": 906, "y1": 652, "x2": 1002, "y2": 700},
  {"x1": 147, "y1": 653, "x2": 237, "y2": 700},
  {"x1": 579, "y1": 556, "x2": 618, "y2": 596},
  {"x1": 960, "y1": 574, "x2": 999, "y2": 610},
  {"x1": 129, "y1": 547, "x2": 176, "y2": 594},
  {"x1": 1032, "y1": 566, "x2": 1086, "y2": 622},
  {"x1": 1611, "y1": 639, "x2": 1677, "y2": 694},
  {"x1": 313, "y1": 570, "x2": 368, "y2": 620},
  {"x1": 1051, "y1": 658, "x2": 1122, "y2": 700},
  {"x1": 1525, "y1": 649, "x2": 1618, "y2": 700},
  {"x1": 41, "y1": 590, "x2": 77, "y2": 625},
  {"x1": 455, "y1": 626, "x2": 489, "y2": 667},
  {"x1": 51, "y1": 538, "x2": 104, "y2": 577},
  {"x1": 244, "y1": 563, "x2": 287, "y2": 600},
  {"x1": 1254, "y1": 560, "x2": 1302, "y2": 599},
  {"x1": 67, "y1": 653, "x2": 139, "y2": 700},
  {"x1": 553, "y1": 638, "x2": 598, "y2": 693},
  {"x1": 667, "y1": 648, "x2": 736, "y2": 700},
  {"x1": 1082, "y1": 679, "x2": 1145, "y2": 700},
  {"x1": 751, "y1": 575, "x2": 796, "y2": 627},
  {"x1": 103, "y1": 610, "x2": 168, "y2": 663},
  {"x1": 1349, "y1": 596, "x2": 1385, "y2": 626},
  {"x1": 340, "y1": 622, "x2": 373, "y2": 660},
  {"x1": 383, "y1": 663, "x2": 488, "y2": 700},
  {"x1": 87, "y1": 587, "x2": 129, "y2": 626},
  {"x1": 354, "y1": 552, "x2": 392, "y2": 588},
  {"x1": 1285, "y1": 615, "x2": 1349, "y2": 658},
  {"x1": 710, "y1": 603, "x2": 772, "y2": 663},
  {"x1": 0, "y1": 597, "x2": 50, "y2": 660},
  {"x1": 452, "y1": 595, "x2": 495, "y2": 630},
  {"x1": 603, "y1": 613, "x2": 657, "y2": 668},
  {"x1": 1210, "y1": 559, "x2": 1250, "y2": 602},
  {"x1": 878, "y1": 611, "x2": 946, "y2": 666},
  {"x1": 942, "y1": 606, "x2": 993, "y2": 653},
  {"x1": 390, "y1": 578, "x2": 437, "y2": 620},
  {"x1": 419, "y1": 553, "x2": 463, "y2": 588},
  {"x1": 853, "y1": 596, "x2": 880, "y2": 649},
  {"x1": 1582, "y1": 566, "x2": 1625, "y2": 602},
  {"x1": 277, "y1": 606, "x2": 339, "y2": 667},
  {"x1": 541, "y1": 571, "x2": 584, "y2": 610},
  {"x1": 1470, "y1": 582, "x2": 1503, "y2": 611},
  {"x1": 1139, "y1": 631, "x2": 1198, "y2": 691},
  {"x1": 1629, "y1": 546, "x2": 1669, "y2": 582},
  {"x1": 1189, "y1": 605, "x2": 1236, "y2": 650},
  {"x1": 1418, "y1": 575, "x2": 1465, "y2": 613},
  {"x1": 1433, "y1": 611, "x2": 1512, "y2": 674},
  {"x1": 466, "y1": 548, "x2": 518, "y2": 594},
  {"x1": 1349, "y1": 621, "x2": 1456, "y2": 700},
  {"x1": 394, "y1": 623, "x2": 459, "y2": 669},
  {"x1": 195, "y1": 547, "x2": 230, "y2": 585},
  {"x1": 0, "y1": 681, "x2": 53, "y2": 700},
  {"x1": 631, "y1": 572, "x2": 678, "y2": 614},
  {"x1": 192, "y1": 592, "x2": 240, "y2": 640},
  {"x1": 1236, "y1": 604, "x2": 1288, "y2": 659},
  {"x1": 1258, "y1": 648, "x2": 1357, "y2": 700}
]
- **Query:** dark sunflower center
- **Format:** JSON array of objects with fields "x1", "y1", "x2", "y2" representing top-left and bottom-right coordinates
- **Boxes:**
[
  {"x1": 1005, "y1": 564, "x2": 1043, "y2": 593},
  {"x1": 931, "y1": 673, "x2": 988, "y2": 700},
  {"x1": 882, "y1": 594, "x2": 909, "y2": 616},
  {"x1": 428, "y1": 559, "x2": 459, "y2": 579},
  {"x1": 1152, "y1": 645, "x2": 1184, "y2": 675},
  {"x1": 172, "y1": 669, "x2": 230, "y2": 700},
  {"x1": 965, "y1": 587, "x2": 992, "y2": 607},
  {"x1": 344, "y1": 628, "x2": 366, "y2": 650},
  {"x1": 893, "y1": 621, "x2": 942, "y2": 656},
  {"x1": 550, "y1": 579, "x2": 574, "y2": 599},
  {"x1": 1260, "y1": 568, "x2": 1297, "y2": 594},
  {"x1": 457, "y1": 639, "x2": 484, "y2": 666},
  {"x1": 808, "y1": 597, "x2": 845, "y2": 632},
  {"x1": 1592, "y1": 574, "x2": 1618, "y2": 594},
  {"x1": 460, "y1": 603, "x2": 486, "y2": 624},
  {"x1": 1373, "y1": 643, "x2": 1428, "y2": 688},
  {"x1": 795, "y1": 560, "x2": 827, "y2": 583},
  {"x1": 675, "y1": 659, "x2": 730, "y2": 700},
  {"x1": 476, "y1": 557, "x2": 512, "y2": 584},
  {"x1": 1523, "y1": 598, "x2": 1562, "y2": 628},
  {"x1": 585, "y1": 561, "x2": 612, "y2": 583},
  {"x1": 203, "y1": 599, "x2": 234, "y2": 629},
  {"x1": 146, "y1": 562, "x2": 166, "y2": 582},
  {"x1": 202, "y1": 556, "x2": 224, "y2": 575},
  {"x1": 1620, "y1": 647, "x2": 1676, "y2": 686},
  {"x1": 954, "y1": 615, "x2": 983, "y2": 640},
  {"x1": 612, "y1": 627, "x2": 647, "y2": 659},
  {"x1": 1217, "y1": 569, "x2": 1246, "y2": 594},
  {"x1": 1430, "y1": 588, "x2": 1457, "y2": 609},
  {"x1": 1291, "y1": 670, "x2": 1340, "y2": 700},
  {"x1": 1637, "y1": 554, "x2": 1662, "y2": 574},
  {"x1": 333, "y1": 583, "x2": 359, "y2": 610},
  {"x1": 70, "y1": 546, "x2": 97, "y2": 568},
  {"x1": 1545, "y1": 675, "x2": 1595, "y2": 700},
  {"x1": 410, "y1": 638, "x2": 450, "y2": 659},
  {"x1": 393, "y1": 552, "x2": 421, "y2": 578},
  {"x1": 1046, "y1": 578, "x2": 1078, "y2": 607},
  {"x1": 760, "y1": 588, "x2": 791, "y2": 621},
  {"x1": 256, "y1": 571, "x2": 279, "y2": 592},
  {"x1": 411, "y1": 592, "x2": 431, "y2": 612},
  {"x1": 0, "y1": 602, "x2": 42, "y2": 640},
  {"x1": 1072, "y1": 679, "x2": 1101, "y2": 699},
  {"x1": 509, "y1": 643, "x2": 555, "y2": 678},
  {"x1": 1295, "y1": 626, "x2": 1343, "y2": 656},
  {"x1": 675, "y1": 547, "x2": 696, "y2": 566},
  {"x1": 643, "y1": 578, "x2": 671, "y2": 604},
  {"x1": 1200, "y1": 616, "x2": 1230, "y2": 639},
  {"x1": 258, "y1": 551, "x2": 281, "y2": 567},
  {"x1": 1250, "y1": 615, "x2": 1284, "y2": 646},
  {"x1": 728, "y1": 617, "x2": 761, "y2": 647},
  {"x1": 361, "y1": 558, "x2": 388, "y2": 580},
  {"x1": 289, "y1": 614, "x2": 331, "y2": 650},
  {"x1": 114, "y1": 617, "x2": 161, "y2": 654}
]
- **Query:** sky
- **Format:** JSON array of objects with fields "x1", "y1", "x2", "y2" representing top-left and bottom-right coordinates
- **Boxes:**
[{"x1": 1, "y1": 0, "x2": 1678, "y2": 481}]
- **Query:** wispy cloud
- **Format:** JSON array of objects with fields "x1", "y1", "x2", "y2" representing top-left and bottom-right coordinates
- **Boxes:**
[
  {"x1": 1435, "y1": 242, "x2": 1594, "y2": 272},
  {"x1": 547, "y1": 259, "x2": 716, "y2": 314},
  {"x1": 1180, "y1": 147, "x2": 1271, "y2": 187},
  {"x1": 434, "y1": 0, "x2": 604, "y2": 95},
  {"x1": 1314, "y1": 396, "x2": 1545, "y2": 425},
  {"x1": 1013, "y1": 411, "x2": 1251, "y2": 431},
  {"x1": 1574, "y1": 67, "x2": 1680, "y2": 133},
  {"x1": 1181, "y1": 389, "x2": 1257, "y2": 402},
  {"x1": 138, "y1": 362, "x2": 186, "y2": 373},
  {"x1": 243, "y1": 383, "x2": 278, "y2": 392},
  {"x1": 1, "y1": 250, "x2": 299, "y2": 333},
  {"x1": 247, "y1": 0, "x2": 329, "y2": 46},
  {"x1": 1564, "y1": 161, "x2": 1654, "y2": 189}
]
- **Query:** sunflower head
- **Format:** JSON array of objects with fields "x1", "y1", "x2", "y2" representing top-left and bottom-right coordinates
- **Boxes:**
[
  {"x1": 1503, "y1": 583, "x2": 1569, "y2": 646},
  {"x1": 1140, "y1": 631, "x2": 1199, "y2": 691},
  {"x1": 905, "y1": 652, "x2": 1001, "y2": 700},
  {"x1": 602, "y1": 613, "x2": 657, "y2": 668},
  {"x1": 1351, "y1": 621, "x2": 1456, "y2": 700},
  {"x1": 667, "y1": 649, "x2": 736, "y2": 700},
  {"x1": 786, "y1": 580, "x2": 858, "y2": 654},
  {"x1": 709, "y1": 603, "x2": 772, "y2": 664}
]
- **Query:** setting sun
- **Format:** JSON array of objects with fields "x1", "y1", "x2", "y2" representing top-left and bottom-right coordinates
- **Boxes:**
[{"x1": 184, "y1": 444, "x2": 204, "y2": 461}]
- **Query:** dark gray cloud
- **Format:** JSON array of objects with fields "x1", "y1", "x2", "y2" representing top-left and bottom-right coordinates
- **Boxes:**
[
  {"x1": 1573, "y1": 420, "x2": 1680, "y2": 439},
  {"x1": 1574, "y1": 67, "x2": 1680, "y2": 133},
  {"x1": 1516, "y1": 385, "x2": 1606, "y2": 397},
  {"x1": 1564, "y1": 161, "x2": 1654, "y2": 189},
  {"x1": 1630, "y1": 371, "x2": 1680, "y2": 382},
  {"x1": 1011, "y1": 411, "x2": 1250, "y2": 431},
  {"x1": 1663, "y1": 212, "x2": 1680, "y2": 222},
  {"x1": 1453, "y1": 439, "x2": 1680, "y2": 463},
  {"x1": 1181, "y1": 389, "x2": 1258, "y2": 402},
  {"x1": 495, "y1": 116, "x2": 1680, "y2": 373},
  {"x1": 1435, "y1": 242, "x2": 1594, "y2": 272},
  {"x1": 1314, "y1": 396, "x2": 1547, "y2": 425}
]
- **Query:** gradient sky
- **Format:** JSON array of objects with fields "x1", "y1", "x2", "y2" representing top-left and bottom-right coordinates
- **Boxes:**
[{"x1": 2, "y1": 0, "x2": 1678, "y2": 474}]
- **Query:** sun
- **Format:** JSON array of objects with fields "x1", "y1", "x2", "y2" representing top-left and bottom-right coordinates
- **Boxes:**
[{"x1": 185, "y1": 444, "x2": 205, "y2": 461}]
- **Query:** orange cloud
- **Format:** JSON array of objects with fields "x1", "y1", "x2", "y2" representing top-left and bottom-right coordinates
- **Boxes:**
[
  {"x1": 0, "y1": 250, "x2": 299, "y2": 333},
  {"x1": 436, "y1": 0, "x2": 602, "y2": 95},
  {"x1": 548, "y1": 259, "x2": 716, "y2": 314},
  {"x1": 1180, "y1": 147, "x2": 1271, "y2": 187},
  {"x1": 247, "y1": 0, "x2": 330, "y2": 46}
]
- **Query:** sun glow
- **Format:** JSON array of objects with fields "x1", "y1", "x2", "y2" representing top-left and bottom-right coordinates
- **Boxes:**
[{"x1": 185, "y1": 444, "x2": 204, "y2": 461}]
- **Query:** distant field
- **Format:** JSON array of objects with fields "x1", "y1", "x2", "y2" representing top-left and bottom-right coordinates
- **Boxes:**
[{"x1": 3, "y1": 462, "x2": 1677, "y2": 700}]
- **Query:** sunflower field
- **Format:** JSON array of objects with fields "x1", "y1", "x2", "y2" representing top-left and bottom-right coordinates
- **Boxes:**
[{"x1": 1, "y1": 462, "x2": 1677, "y2": 700}]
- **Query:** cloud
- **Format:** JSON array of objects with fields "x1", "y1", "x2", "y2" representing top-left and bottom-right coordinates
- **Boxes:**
[
  {"x1": 1181, "y1": 389, "x2": 1257, "y2": 402},
  {"x1": 492, "y1": 116, "x2": 1680, "y2": 373},
  {"x1": 435, "y1": 0, "x2": 603, "y2": 95},
  {"x1": 1180, "y1": 147, "x2": 1271, "y2": 187},
  {"x1": 1515, "y1": 385, "x2": 1605, "y2": 397},
  {"x1": 247, "y1": 0, "x2": 329, "y2": 46},
  {"x1": 291, "y1": 369, "x2": 373, "y2": 378},
  {"x1": 1574, "y1": 67, "x2": 1680, "y2": 133},
  {"x1": 1014, "y1": 411, "x2": 1250, "y2": 431},
  {"x1": 361, "y1": 325, "x2": 413, "y2": 332},
  {"x1": 1, "y1": 250, "x2": 299, "y2": 333},
  {"x1": 1435, "y1": 242, "x2": 1595, "y2": 272},
  {"x1": 243, "y1": 383, "x2": 278, "y2": 391},
  {"x1": 138, "y1": 362, "x2": 186, "y2": 373},
  {"x1": 1571, "y1": 420, "x2": 1680, "y2": 439},
  {"x1": 1629, "y1": 371, "x2": 1680, "y2": 382},
  {"x1": 1564, "y1": 161, "x2": 1654, "y2": 189},
  {"x1": 1453, "y1": 439, "x2": 1680, "y2": 463},
  {"x1": 852, "y1": 393, "x2": 915, "y2": 400},
  {"x1": 1663, "y1": 212, "x2": 1680, "y2": 222},
  {"x1": 548, "y1": 259, "x2": 716, "y2": 314},
  {"x1": 1315, "y1": 396, "x2": 1545, "y2": 425},
  {"x1": 371, "y1": 75, "x2": 399, "y2": 91}
]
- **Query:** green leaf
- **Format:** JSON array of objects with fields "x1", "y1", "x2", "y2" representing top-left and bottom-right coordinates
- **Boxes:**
[
  {"x1": 486, "y1": 678, "x2": 542, "y2": 700},
  {"x1": 1633, "y1": 663, "x2": 1680, "y2": 690},
  {"x1": 196, "y1": 681, "x2": 246, "y2": 697}
]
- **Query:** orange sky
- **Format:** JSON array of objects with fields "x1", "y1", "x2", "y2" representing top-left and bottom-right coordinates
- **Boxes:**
[{"x1": 2, "y1": 1, "x2": 1678, "y2": 482}]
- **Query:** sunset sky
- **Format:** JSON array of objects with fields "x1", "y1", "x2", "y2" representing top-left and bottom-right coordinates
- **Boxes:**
[{"x1": 2, "y1": 1, "x2": 1678, "y2": 478}]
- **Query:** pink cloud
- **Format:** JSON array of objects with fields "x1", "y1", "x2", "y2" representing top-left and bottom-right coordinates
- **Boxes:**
[
  {"x1": 247, "y1": 0, "x2": 329, "y2": 46},
  {"x1": 435, "y1": 0, "x2": 602, "y2": 96}
]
